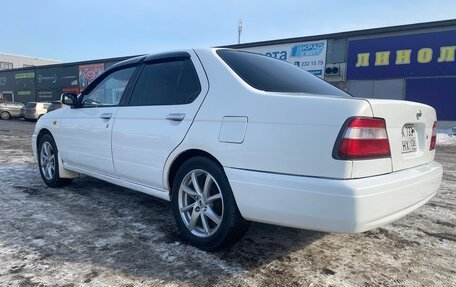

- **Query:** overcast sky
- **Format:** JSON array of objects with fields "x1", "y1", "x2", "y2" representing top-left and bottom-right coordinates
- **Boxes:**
[{"x1": 1, "y1": 0, "x2": 455, "y2": 62}]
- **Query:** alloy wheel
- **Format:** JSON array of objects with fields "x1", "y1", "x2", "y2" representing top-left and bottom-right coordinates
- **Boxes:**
[
  {"x1": 40, "y1": 142, "x2": 56, "y2": 181},
  {"x1": 1, "y1": 112, "x2": 10, "y2": 120},
  {"x1": 178, "y1": 169, "x2": 224, "y2": 238}
]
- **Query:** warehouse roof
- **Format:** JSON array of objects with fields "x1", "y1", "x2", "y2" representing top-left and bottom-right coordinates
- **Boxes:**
[{"x1": 222, "y1": 18, "x2": 456, "y2": 49}]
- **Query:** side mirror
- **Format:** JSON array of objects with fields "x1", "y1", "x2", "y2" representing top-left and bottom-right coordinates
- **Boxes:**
[{"x1": 60, "y1": 92, "x2": 77, "y2": 106}]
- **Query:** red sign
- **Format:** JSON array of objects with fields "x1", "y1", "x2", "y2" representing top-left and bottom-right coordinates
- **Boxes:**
[{"x1": 79, "y1": 63, "x2": 105, "y2": 88}]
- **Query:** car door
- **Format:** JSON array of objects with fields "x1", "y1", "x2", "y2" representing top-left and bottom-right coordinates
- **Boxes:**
[
  {"x1": 112, "y1": 51, "x2": 208, "y2": 190},
  {"x1": 57, "y1": 66, "x2": 137, "y2": 176}
]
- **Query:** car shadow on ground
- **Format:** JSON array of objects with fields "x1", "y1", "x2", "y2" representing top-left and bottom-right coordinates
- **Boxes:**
[{"x1": 1, "y1": 167, "x2": 325, "y2": 285}]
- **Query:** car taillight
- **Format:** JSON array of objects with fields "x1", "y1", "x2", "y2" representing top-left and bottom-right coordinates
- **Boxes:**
[
  {"x1": 335, "y1": 117, "x2": 391, "y2": 160},
  {"x1": 430, "y1": 121, "x2": 437, "y2": 151}
]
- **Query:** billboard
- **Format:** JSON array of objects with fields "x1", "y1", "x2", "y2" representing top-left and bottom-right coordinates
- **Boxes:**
[
  {"x1": 36, "y1": 66, "x2": 79, "y2": 90},
  {"x1": 406, "y1": 77, "x2": 456, "y2": 121},
  {"x1": 241, "y1": 40, "x2": 327, "y2": 78},
  {"x1": 79, "y1": 63, "x2": 105, "y2": 89},
  {"x1": 347, "y1": 30, "x2": 456, "y2": 80},
  {"x1": 36, "y1": 66, "x2": 80, "y2": 101},
  {"x1": 0, "y1": 70, "x2": 36, "y2": 103}
]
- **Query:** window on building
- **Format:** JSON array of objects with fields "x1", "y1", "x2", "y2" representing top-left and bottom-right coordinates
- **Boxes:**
[{"x1": 0, "y1": 62, "x2": 13, "y2": 70}]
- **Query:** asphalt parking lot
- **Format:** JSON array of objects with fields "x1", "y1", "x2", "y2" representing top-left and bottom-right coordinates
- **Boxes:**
[{"x1": 0, "y1": 119, "x2": 455, "y2": 287}]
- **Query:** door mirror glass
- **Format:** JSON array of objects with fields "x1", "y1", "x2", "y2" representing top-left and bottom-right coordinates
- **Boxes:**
[{"x1": 60, "y1": 92, "x2": 77, "y2": 106}]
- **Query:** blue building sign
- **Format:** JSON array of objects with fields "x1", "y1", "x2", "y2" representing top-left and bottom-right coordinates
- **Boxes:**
[
  {"x1": 347, "y1": 30, "x2": 456, "y2": 80},
  {"x1": 406, "y1": 78, "x2": 456, "y2": 121}
]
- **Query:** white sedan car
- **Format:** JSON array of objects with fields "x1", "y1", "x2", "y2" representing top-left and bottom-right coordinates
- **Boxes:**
[{"x1": 32, "y1": 49, "x2": 443, "y2": 250}]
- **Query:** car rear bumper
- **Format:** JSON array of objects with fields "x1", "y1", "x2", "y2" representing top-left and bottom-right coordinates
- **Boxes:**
[
  {"x1": 24, "y1": 111, "x2": 40, "y2": 119},
  {"x1": 225, "y1": 161, "x2": 442, "y2": 233}
]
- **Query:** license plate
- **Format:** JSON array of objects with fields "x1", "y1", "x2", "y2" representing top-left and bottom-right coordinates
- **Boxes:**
[{"x1": 402, "y1": 124, "x2": 417, "y2": 153}]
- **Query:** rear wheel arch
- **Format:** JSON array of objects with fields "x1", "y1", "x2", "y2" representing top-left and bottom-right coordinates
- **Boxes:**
[
  {"x1": 169, "y1": 152, "x2": 249, "y2": 250},
  {"x1": 167, "y1": 149, "x2": 223, "y2": 194}
]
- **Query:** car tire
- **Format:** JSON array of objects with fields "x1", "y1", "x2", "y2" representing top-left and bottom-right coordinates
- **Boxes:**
[
  {"x1": 1, "y1": 111, "x2": 11, "y2": 120},
  {"x1": 38, "y1": 134, "x2": 73, "y2": 188},
  {"x1": 171, "y1": 156, "x2": 249, "y2": 251}
]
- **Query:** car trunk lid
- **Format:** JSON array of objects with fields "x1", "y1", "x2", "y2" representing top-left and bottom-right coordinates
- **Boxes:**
[{"x1": 366, "y1": 99, "x2": 436, "y2": 172}]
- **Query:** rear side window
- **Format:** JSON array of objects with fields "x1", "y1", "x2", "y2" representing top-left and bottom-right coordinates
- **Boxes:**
[
  {"x1": 129, "y1": 59, "x2": 201, "y2": 106},
  {"x1": 26, "y1": 103, "x2": 36, "y2": 108},
  {"x1": 217, "y1": 50, "x2": 350, "y2": 97}
]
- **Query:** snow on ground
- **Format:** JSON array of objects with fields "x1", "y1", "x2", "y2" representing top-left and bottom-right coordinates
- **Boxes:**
[
  {"x1": 0, "y1": 119, "x2": 455, "y2": 286},
  {"x1": 437, "y1": 128, "x2": 456, "y2": 145}
]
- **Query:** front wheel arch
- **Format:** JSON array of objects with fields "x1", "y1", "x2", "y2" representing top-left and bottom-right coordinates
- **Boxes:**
[
  {"x1": 37, "y1": 128, "x2": 52, "y2": 151},
  {"x1": 37, "y1": 132, "x2": 72, "y2": 187}
]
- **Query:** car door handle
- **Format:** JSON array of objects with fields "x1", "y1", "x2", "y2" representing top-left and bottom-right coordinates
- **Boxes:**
[
  {"x1": 100, "y1": 113, "x2": 112, "y2": 120},
  {"x1": 166, "y1": 113, "x2": 186, "y2": 121}
]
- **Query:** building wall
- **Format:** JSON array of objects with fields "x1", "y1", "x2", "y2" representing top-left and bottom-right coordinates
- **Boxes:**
[
  {"x1": 1, "y1": 20, "x2": 455, "y2": 127},
  {"x1": 0, "y1": 53, "x2": 60, "y2": 70},
  {"x1": 230, "y1": 20, "x2": 456, "y2": 126},
  {"x1": 0, "y1": 56, "x2": 134, "y2": 103}
]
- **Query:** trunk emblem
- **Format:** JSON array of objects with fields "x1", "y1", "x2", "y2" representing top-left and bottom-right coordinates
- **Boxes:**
[{"x1": 416, "y1": 110, "x2": 422, "y2": 120}]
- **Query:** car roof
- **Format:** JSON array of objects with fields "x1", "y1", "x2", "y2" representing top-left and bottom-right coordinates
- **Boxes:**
[{"x1": 107, "y1": 50, "x2": 195, "y2": 72}]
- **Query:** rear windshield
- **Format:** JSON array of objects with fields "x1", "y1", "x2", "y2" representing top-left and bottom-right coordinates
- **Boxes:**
[
  {"x1": 26, "y1": 103, "x2": 36, "y2": 108},
  {"x1": 217, "y1": 50, "x2": 350, "y2": 97}
]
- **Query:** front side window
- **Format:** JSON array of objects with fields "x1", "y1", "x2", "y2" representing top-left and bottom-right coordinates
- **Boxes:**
[
  {"x1": 217, "y1": 50, "x2": 350, "y2": 97},
  {"x1": 129, "y1": 59, "x2": 201, "y2": 106},
  {"x1": 81, "y1": 67, "x2": 136, "y2": 107}
]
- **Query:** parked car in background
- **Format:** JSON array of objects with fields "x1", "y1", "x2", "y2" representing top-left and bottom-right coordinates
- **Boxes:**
[
  {"x1": 0, "y1": 100, "x2": 24, "y2": 120},
  {"x1": 47, "y1": 101, "x2": 68, "y2": 113},
  {"x1": 24, "y1": 102, "x2": 51, "y2": 121},
  {"x1": 32, "y1": 49, "x2": 443, "y2": 250}
]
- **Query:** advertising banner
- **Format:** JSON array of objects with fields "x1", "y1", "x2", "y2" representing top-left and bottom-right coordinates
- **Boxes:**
[
  {"x1": 0, "y1": 71, "x2": 15, "y2": 90},
  {"x1": 79, "y1": 63, "x2": 105, "y2": 88},
  {"x1": 36, "y1": 66, "x2": 79, "y2": 90},
  {"x1": 241, "y1": 40, "x2": 327, "y2": 78},
  {"x1": 347, "y1": 30, "x2": 456, "y2": 80},
  {"x1": 36, "y1": 66, "x2": 80, "y2": 100},
  {"x1": 406, "y1": 77, "x2": 456, "y2": 121},
  {"x1": 0, "y1": 71, "x2": 33, "y2": 103}
]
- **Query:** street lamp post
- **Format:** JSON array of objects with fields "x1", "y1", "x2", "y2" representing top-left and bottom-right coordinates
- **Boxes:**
[{"x1": 238, "y1": 19, "x2": 243, "y2": 44}]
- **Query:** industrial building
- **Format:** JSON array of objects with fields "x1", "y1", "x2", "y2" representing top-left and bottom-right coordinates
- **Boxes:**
[
  {"x1": 227, "y1": 19, "x2": 456, "y2": 126},
  {"x1": 0, "y1": 55, "x2": 134, "y2": 104},
  {"x1": 0, "y1": 19, "x2": 455, "y2": 125},
  {"x1": 0, "y1": 53, "x2": 59, "y2": 70}
]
